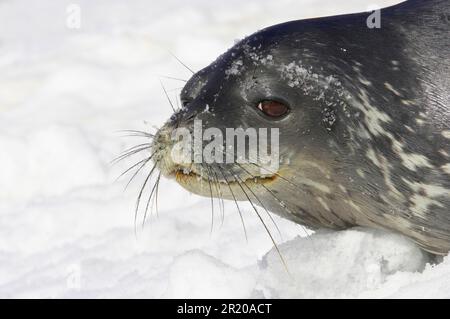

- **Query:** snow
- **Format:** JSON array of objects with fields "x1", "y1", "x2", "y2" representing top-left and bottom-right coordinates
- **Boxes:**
[{"x1": 1, "y1": 0, "x2": 449, "y2": 299}]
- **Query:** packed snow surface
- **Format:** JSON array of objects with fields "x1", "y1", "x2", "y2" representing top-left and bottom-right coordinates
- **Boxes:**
[{"x1": 1, "y1": 0, "x2": 449, "y2": 298}]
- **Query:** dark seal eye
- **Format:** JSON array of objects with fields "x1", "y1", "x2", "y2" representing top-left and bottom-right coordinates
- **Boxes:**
[{"x1": 257, "y1": 100, "x2": 289, "y2": 118}]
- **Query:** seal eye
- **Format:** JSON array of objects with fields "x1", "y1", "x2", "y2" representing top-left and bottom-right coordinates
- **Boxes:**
[{"x1": 257, "y1": 100, "x2": 289, "y2": 118}]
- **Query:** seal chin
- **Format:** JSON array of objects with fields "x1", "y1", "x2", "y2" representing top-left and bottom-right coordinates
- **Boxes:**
[
  {"x1": 165, "y1": 165, "x2": 278, "y2": 201},
  {"x1": 173, "y1": 168, "x2": 277, "y2": 185}
]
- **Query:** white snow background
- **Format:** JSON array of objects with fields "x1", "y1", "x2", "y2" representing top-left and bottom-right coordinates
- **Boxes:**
[{"x1": 0, "y1": 0, "x2": 449, "y2": 298}]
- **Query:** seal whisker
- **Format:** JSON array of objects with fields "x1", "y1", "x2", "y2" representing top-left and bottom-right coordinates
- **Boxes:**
[
  {"x1": 217, "y1": 149, "x2": 297, "y2": 241},
  {"x1": 111, "y1": 145, "x2": 152, "y2": 165},
  {"x1": 217, "y1": 166, "x2": 248, "y2": 242},
  {"x1": 169, "y1": 51, "x2": 195, "y2": 74},
  {"x1": 206, "y1": 164, "x2": 226, "y2": 227},
  {"x1": 238, "y1": 163, "x2": 314, "y2": 243},
  {"x1": 159, "y1": 79, "x2": 176, "y2": 112},
  {"x1": 259, "y1": 182, "x2": 313, "y2": 243},
  {"x1": 233, "y1": 170, "x2": 283, "y2": 242},
  {"x1": 142, "y1": 171, "x2": 161, "y2": 228},
  {"x1": 209, "y1": 148, "x2": 284, "y2": 240},
  {"x1": 220, "y1": 147, "x2": 307, "y2": 194},
  {"x1": 154, "y1": 171, "x2": 161, "y2": 217},
  {"x1": 118, "y1": 133, "x2": 154, "y2": 139},
  {"x1": 118, "y1": 142, "x2": 152, "y2": 155},
  {"x1": 200, "y1": 164, "x2": 215, "y2": 234},
  {"x1": 230, "y1": 172, "x2": 289, "y2": 274},
  {"x1": 248, "y1": 156, "x2": 306, "y2": 193},
  {"x1": 120, "y1": 135, "x2": 153, "y2": 140},
  {"x1": 115, "y1": 155, "x2": 152, "y2": 184},
  {"x1": 221, "y1": 148, "x2": 314, "y2": 243},
  {"x1": 158, "y1": 75, "x2": 187, "y2": 82},
  {"x1": 167, "y1": 87, "x2": 184, "y2": 93},
  {"x1": 116, "y1": 130, "x2": 155, "y2": 138},
  {"x1": 124, "y1": 154, "x2": 156, "y2": 191},
  {"x1": 135, "y1": 161, "x2": 159, "y2": 236},
  {"x1": 175, "y1": 96, "x2": 180, "y2": 110},
  {"x1": 150, "y1": 172, "x2": 162, "y2": 218}
]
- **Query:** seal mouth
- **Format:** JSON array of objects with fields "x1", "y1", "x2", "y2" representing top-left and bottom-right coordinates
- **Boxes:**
[{"x1": 172, "y1": 168, "x2": 277, "y2": 186}]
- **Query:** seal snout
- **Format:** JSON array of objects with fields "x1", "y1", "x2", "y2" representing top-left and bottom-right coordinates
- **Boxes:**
[{"x1": 149, "y1": 114, "x2": 281, "y2": 202}]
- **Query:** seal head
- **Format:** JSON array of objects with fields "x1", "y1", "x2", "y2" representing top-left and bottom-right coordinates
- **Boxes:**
[{"x1": 151, "y1": 0, "x2": 450, "y2": 254}]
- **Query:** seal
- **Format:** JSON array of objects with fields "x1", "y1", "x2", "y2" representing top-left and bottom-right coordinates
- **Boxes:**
[{"x1": 146, "y1": 0, "x2": 450, "y2": 255}]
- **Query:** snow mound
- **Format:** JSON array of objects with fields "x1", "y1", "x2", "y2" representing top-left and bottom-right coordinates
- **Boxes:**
[
  {"x1": 143, "y1": 228, "x2": 450, "y2": 299},
  {"x1": 164, "y1": 250, "x2": 256, "y2": 298},
  {"x1": 257, "y1": 228, "x2": 430, "y2": 298}
]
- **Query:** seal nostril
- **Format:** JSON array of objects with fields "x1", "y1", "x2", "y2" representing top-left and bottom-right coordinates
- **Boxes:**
[{"x1": 169, "y1": 113, "x2": 177, "y2": 122}]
